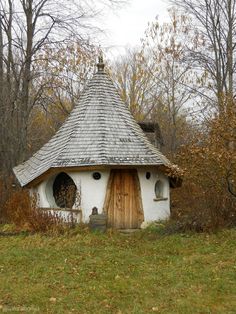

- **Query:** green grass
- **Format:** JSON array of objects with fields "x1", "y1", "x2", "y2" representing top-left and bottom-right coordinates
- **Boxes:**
[{"x1": 0, "y1": 227, "x2": 236, "y2": 313}]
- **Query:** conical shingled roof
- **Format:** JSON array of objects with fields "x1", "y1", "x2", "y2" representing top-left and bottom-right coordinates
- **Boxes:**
[{"x1": 13, "y1": 62, "x2": 171, "y2": 187}]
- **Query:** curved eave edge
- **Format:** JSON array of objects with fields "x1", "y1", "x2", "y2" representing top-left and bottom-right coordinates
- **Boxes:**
[
  {"x1": 12, "y1": 167, "x2": 24, "y2": 187},
  {"x1": 13, "y1": 162, "x2": 183, "y2": 189}
]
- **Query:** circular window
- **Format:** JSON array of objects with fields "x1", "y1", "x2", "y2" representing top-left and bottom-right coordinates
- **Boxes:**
[
  {"x1": 155, "y1": 180, "x2": 163, "y2": 199},
  {"x1": 146, "y1": 172, "x2": 151, "y2": 179},
  {"x1": 93, "y1": 172, "x2": 101, "y2": 180},
  {"x1": 53, "y1": 172, "x2": 77, "y2": 208}
]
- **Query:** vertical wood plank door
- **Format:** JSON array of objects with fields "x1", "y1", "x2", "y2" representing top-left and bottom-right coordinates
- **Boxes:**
[{"x1": 105, "y1": 169, "x2": 144, "y2": 229}]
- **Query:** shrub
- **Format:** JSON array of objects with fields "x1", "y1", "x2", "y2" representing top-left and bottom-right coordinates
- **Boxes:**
[
  {"x1": 170, "y1": 106, "x2": 236, "y2": 232},
  {"x1": 4, "y1": 189, "x2": 67, "y2": 234}
]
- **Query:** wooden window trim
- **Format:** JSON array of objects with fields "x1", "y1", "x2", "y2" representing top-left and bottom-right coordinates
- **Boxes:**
[
  {"x1": 153, "y1": 197, "x2": 168, "y2": 202},
  {"x1": 41, "y1": 207, "x2": 82, "y2": 213}
]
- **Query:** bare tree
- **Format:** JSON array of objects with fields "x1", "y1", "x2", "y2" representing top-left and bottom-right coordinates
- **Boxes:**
[
  {"x1": 172, "y1": 0, "x2": 236, "y2": 113},
  {"x1": 0, "y1": 0, "x2": 125, "y2": 175},
  {"x1": 167, "y1": 0, "x2": 236, "y2": 204},
  {"x1": 110, "y1": 48, "x2": 158, "y2": 120},
  {"x1": 110, "y1": 16, "x2": 196, "y2": 159},
  {"x1": 141, "y1": 9, "x2": 197, "y2": 158}
]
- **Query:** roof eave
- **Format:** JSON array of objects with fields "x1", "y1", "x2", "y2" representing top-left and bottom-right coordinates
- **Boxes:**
[{"x1": 22, "y1": 163, "x2": 173, "y2": 188}]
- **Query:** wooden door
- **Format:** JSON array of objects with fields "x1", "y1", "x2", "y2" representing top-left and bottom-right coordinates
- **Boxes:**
[{"x1": 104, "y1": 169, "x2": 144, "y2": 229}]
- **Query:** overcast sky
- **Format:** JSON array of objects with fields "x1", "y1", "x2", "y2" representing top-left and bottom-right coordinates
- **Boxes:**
[{"x1": 98, "y1": 0, "x2": 171, "y2": 58}]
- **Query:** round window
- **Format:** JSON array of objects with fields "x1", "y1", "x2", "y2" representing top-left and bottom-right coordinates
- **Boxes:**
[
  {"x1": 93, "y1": 172, "x2": 101, "y2": 180},
  {"x1": 53, "y1": 172, "x2": 77, "y2": 208},
  {"x1": 146, "y1": 172, "x2": 151, "y2": 179}
]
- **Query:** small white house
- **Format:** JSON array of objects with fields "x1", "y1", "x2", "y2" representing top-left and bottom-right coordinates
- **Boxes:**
[{"x1": 13, "y1": 57, "x2": 180, "y2": 229}]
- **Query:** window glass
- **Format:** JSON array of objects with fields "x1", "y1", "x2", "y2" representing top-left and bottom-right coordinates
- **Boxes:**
[
  {"x1": 155, "y1": 180, "x2": 163, "y2": 198},
  {"x1": 53, "y1": 172, "x2": 77, "y2": 208},
  {"x1": 93, "y1": 172, "x2": 101, "y2": 180}
]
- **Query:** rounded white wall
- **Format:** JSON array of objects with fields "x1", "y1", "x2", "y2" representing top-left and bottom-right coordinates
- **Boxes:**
[
  {"x1": 138, "y1": 168, "x2": 170, "y2": 225},
  {"x1": 36, "y1": 170, "x2": 110, "y2": 223},
  {"x1": 75, "y1": 170, "x2": 109, "y2": 221}
]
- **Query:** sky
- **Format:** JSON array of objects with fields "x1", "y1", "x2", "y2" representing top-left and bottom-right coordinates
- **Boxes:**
[{"x1": 98, "y1": 0, "x2": 171, "y2": 58}]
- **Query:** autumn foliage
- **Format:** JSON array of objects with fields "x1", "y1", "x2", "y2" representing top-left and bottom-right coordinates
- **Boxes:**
[
  {"x1": 0, "y1": 181, "x2": 65, "y2": 233},
  {"x1": 171, "y1": 104, "x2": 236, "y2": 231}
]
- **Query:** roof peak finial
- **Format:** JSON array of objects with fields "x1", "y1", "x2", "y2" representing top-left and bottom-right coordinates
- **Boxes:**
[{"x1": 97, "y1": 46, "x2": 105, "y2": 73}]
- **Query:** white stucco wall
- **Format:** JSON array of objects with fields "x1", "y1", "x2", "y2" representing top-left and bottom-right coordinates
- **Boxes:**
[
  {"x1": 34, "y1": 167, "x2": 170, "y2": 226},
  {"x1": 36, "y1": 170, "x2": 110, "y2": 223},
  {"x1": 138, "y1": 168, "x2": 170, "y2": 226},
  {"x1": 76, "y1": 171, "x2": 110, "y2": 221}
]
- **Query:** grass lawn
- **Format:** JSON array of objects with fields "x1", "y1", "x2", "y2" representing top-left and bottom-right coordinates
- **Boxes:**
[{"x1": 0, "y1": 226, "x2": 236, "y2": 314}]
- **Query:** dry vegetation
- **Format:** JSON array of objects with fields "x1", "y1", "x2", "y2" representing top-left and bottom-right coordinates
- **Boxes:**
[
  {"x1": 169, "y1": 105, "x2": 236, "y2": 232},
  {"x1": 0, "y1": 179, "x2": 68, "y2": 234}
]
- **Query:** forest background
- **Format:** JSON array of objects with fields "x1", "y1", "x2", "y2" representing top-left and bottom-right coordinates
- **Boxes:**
[{"x1": 0, "y1": 0, "x2": 236, "y2": 232}]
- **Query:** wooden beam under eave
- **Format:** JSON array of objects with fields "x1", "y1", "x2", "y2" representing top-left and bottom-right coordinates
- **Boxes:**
[
  {"x1": 24, "y1": 164, "x2": 171, "y2": 189},
  {"x1": 25, "y1": 165, "x2": 109, "y2": 188}
]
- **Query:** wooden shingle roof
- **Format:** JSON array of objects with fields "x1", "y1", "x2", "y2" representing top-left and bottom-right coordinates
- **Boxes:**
[{"x1": 13, "y1": 63, "x2": 171, "y2": 187}]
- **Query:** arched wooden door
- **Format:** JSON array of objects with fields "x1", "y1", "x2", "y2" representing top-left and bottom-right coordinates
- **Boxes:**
[{"x1": 104, "y1": 169, "x2": 144, "y2": 229}]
